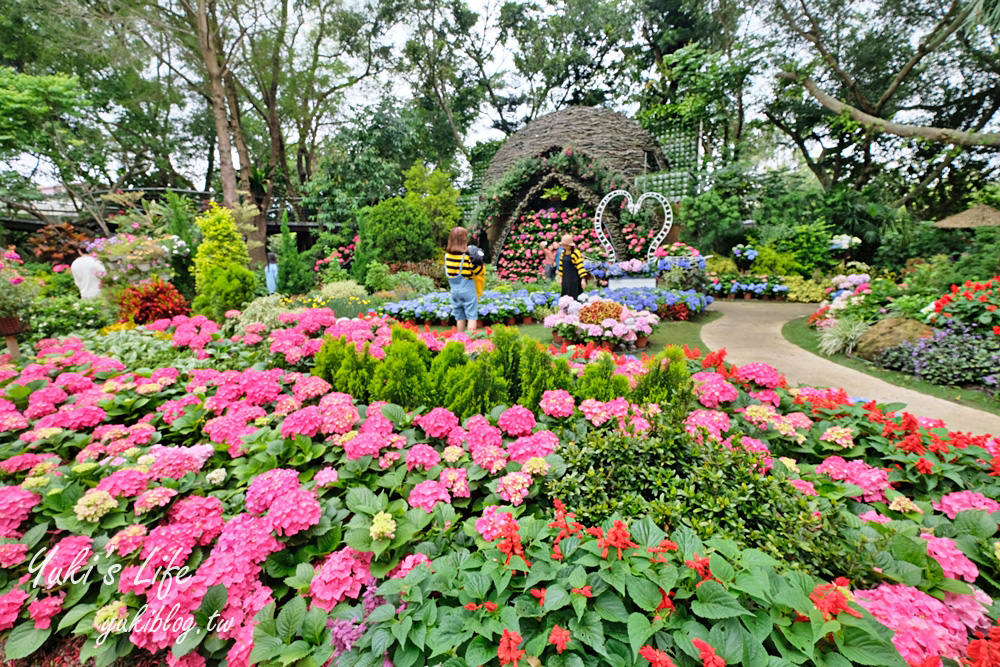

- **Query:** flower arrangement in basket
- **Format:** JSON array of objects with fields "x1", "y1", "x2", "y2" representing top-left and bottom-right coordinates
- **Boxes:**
[
  {"x1": 0, "y1": 247, "x2": 37, "y2": 328},
  {"x1": 543, "y1": 295, "x2": 659, "y2": 347}
]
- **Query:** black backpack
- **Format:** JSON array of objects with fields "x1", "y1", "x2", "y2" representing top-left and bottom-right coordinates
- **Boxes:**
[{"x1": 466, "y1": 244, "x2": 485, "y2": 266}]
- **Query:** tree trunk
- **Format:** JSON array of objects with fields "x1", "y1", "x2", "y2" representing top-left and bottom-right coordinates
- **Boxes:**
[{"x1": 194, "y1": 0, "x2": 238, "y2": 207}]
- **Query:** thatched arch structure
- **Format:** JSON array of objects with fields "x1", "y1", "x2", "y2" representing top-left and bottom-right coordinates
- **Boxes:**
[{"x1": 479, "y1": 107, "x2": 668, "y2": 260}]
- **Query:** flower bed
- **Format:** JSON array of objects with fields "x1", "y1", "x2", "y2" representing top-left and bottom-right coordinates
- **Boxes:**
[
  {"x1": 0, "y1": 314, "x2": 998, "y2": 667},
  {"x1": 543, "y1": 296, "x2": 659, "y2": 347},
  {"x1": 710, "y1": 273, "x2": 789, "y2": 299},
  {"x1": 587, "y1": 287, "x2": 713, "y2": 320},
  {"x1": 379, "y1": 289, "x2": 557, "y2": 323}
]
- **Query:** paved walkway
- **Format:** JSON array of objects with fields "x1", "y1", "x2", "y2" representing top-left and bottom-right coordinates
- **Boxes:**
[{"x1": 700, "y1": 301, "x2": 1000, "y2": 435}]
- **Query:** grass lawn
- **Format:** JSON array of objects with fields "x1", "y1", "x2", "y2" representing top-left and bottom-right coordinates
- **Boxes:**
[
  {"x1": 782, "y1": 316, "x2": 1000, "y2": 418},
  {"x1": 430, "y1": 310, "x2": 722, "y2": 356}
]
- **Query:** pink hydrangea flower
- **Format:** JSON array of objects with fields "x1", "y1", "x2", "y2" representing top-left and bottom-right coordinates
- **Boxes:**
[
  {"x1": 268, "y1": 487, "x2": 321, "y2": 536},
  {"x1": 539, "y1": 390, "x2": 575, "y2": 418},
  {"x1": 815, "y1": 456, "x2": 889, "y2": 502},
  {"x1": 475, "y1": 506, "x2": 514, "y2": 541},
  {"x1": 439, "y1": 467, "x2": 470, "y2": 498},
  {"x1": 416, "y1": 408, "x2": 459, "y2": 438},
  {"x1": 789, "y1": 479, "x2": 817, "y2": 496},
  {"x1": 497, "y1": 471, "x2": 533, "y2": 506},
  {"x1": 168, "y1": 496, "x2": 224, "y2": 546},
  {"x1": 105, "y1": 524, "x2": 148, "y2": 557},
  {"x1": 507, "y1": 431, "x2": 558, "y2": 464},
  {"x1": 0, "y1": 587, "x2": 28, "y2": 631},
  {"x1": 408, "y1": 480, "x2": 451, "y2": 513},
  {"x1": 245, "y1": 468, "x2": 300, "y2": 514},
  {"x1": 498, "y1": 405, "x2": 536, "y2": 436},
  {"x1": 683, "y1": 409, "x2": 730, "y2": 443},
  {"x1": 855, "y1": 584, "x2": 990, "y2": 663},
  {"x1": 28, "y1": 592, "x2": 65, "y2": 629},
  {"x1": 293, "y1": 375, "x2": 331, "y2": 402},
  {"x1": 921, "y1": 534, "x2": 978, "y2": 582},
  {"x1": 734, "y1": 362, "x2": 784, "y2": 388},
  {"x1": 280, "y1": 405, "x2": 322, "y2": 439},
  {"x1": 0, "y1": 486, "x2": 40, "y2": 537},
  {"x1": 134, "y1": 487, "x2": 178, "y2": 515},
  {"x1": 579, "y1": 399, "x2": 612, "y2": 426},
  {"x1": 405, "y1": 444, "x2": 442, "y2": 471},
  {"x1": 933, "y1": 491, "x2": 1000, "y2": 519},
  {"x1": 858, "y1": 511, "x2": 891, "y2": 524},
  {"x1": 388, "y1": 553, "x2": 433, "y2": 579},
  {"x1": 691, "y1": 371, "x2": 739, "y2": 408},
  {"x1": 0, "y1": 543, "x2": 28, "y2": 567},
  {"x1": 314, "y1": 467, "x2": 339, "y2": 487},
  {"x1": 310, "y1": 547, "x2": 372, "y2": 611},
  {"x1": 97, "y1": 468, "x2": 152, "y2": 497},
  {"x1": 342, "y1": 432, "x2": 384, "y2": 460}
]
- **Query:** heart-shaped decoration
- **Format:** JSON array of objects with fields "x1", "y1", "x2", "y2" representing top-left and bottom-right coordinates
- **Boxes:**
[{"x1": 592, "y1": 189, "x2": 674, "y2": 262}]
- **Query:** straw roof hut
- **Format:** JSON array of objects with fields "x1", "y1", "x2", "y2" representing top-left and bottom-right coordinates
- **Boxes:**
[
  {"x1": 933, "y1": 204, "x2": 1000, "y2": 228},
  {"x1": 483, "y1": 107, "x2": 667, "y2": 187},
  {"x1": 481, "y1": 107, "x2": 668, "y2": 257}
]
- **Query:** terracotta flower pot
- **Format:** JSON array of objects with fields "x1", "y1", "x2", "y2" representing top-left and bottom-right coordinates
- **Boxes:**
[
  {"x1": 522, "y1": 316, "x2": 533, "y2": 325},
  {"x1": 0, "y1": 316, "x2": 24, "y2": 336},
  {"x1": 505, "y1": 317, "x2": 516, "y2": 326},
  {"x1": 743, "y1": 294, "x2": 753, "y2": 300},
  {"x1": 636, "y1": 335, "x2": 649, "y2": 348},
  {"x1": 726, "y1": 294, "x2": 735, "y2": 300},
  {"x1": 552, "y1": 332, "x2": 563, "y2": 344},
  {"x1": 439, "y1": 319, "x2": 449, "y2": 327},
  {"x1": 476, "y1": 319, "x2": 484, "y2": 329}
]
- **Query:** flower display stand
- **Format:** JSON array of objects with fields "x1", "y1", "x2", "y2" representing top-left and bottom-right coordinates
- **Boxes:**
[{"x1": 608, "y1": 277, "x2": 656, "y2": 290}]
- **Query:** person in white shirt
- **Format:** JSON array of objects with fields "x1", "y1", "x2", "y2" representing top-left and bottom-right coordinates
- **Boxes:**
[{"x1": 71, "y1": 251, "x2": 106, "y2": 299}]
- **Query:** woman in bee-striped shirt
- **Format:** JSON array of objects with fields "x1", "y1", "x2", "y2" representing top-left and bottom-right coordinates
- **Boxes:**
[
  {"x1": 555, "y1": 234, "x2": 587, "y2": 298},
  {"x1": 444, "y1": 227, "x2": 484, "y2": 332}
]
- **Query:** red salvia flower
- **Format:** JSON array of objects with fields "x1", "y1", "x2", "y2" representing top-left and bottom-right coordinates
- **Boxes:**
[
  {"x1": 639, "y1": 645, "x2": 677, "y2": 667},
  {"x1": 483, "y1": 601, "x2": 498, "y2": 612},
  {"x1": 915, "y1": 457, "x2": 934, "y2": 474},
  {"x1": 691, "y1": 638, "x2": 726, "y2": 667},
  {"x1": 529, "y1": 588, "x2": 546, "y2": 606},
  {"x1": 498, "y1": 629, "x2": 525, "y2": 667},
  {"x1": 548, "y1": 624, "x2": 570, "y2": 654},
  {"x1": 497, "y1": 519, "x2": 530, "y2": 568},
  {"x1": 648, "y1": 539, "x2": 679, "y2": 563},
  {"x1": 965, "y1": 622, "x2": 1000, "y2": 667},
  {"x1": 571, "y1": 585, "x2": 593, "y2": 598},
  {"x1": 464, "y1": 602, "x2": 479, "y2": 611},
  {"x1": 654, "y1": 589, "x2": 675, "y2": 621},
  {"x1": 809, "y1": 578, "x2": 862, "y2": 621},
  {"x1": 685, "y1": 554, "x2": 718, "y2": 586},
  {"x1": 597, "y1": 520, "x2": 640, "y2": 559}
]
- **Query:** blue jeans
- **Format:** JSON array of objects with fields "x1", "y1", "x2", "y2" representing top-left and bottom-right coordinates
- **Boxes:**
[{"x1": 449, "y1": 275, "x2": 478, "y2": 321}]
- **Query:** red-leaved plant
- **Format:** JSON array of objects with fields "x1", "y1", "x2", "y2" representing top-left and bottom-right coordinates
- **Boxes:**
[{"x1": 117, "y1": 277, "x2": 190, "y2": 324}]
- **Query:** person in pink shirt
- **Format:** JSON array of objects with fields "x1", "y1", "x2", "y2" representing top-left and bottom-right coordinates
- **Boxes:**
[{"x1": 541, "y1": 242, "x2": 558, "y2": 281}]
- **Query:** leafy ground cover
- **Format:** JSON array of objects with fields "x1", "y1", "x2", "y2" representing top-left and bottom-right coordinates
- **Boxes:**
[
  {"x1": 0, "y1": 310, "x2": 998, "y2": 667},
  {"x1": 784, "y1": 316, "x2": 1000, "y2": 418}
]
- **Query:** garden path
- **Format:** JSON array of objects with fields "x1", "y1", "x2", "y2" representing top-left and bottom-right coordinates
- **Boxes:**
[{"x1": 700, "y1": 301, "x2": 1000, "y2": 435}]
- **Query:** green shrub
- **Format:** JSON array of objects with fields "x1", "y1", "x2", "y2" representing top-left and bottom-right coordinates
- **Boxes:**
[
  {"x1": 517, "y1": 339, "x2": 567, "y2": 406},
  {"x1": 354, "y1": 197, "x2": 436, "y2": 276},
  {"x1": 751, "y1": 244, "x2": 805, "y2": 276},
  {"x1": 313, "y1": 335, "x2": 352, "y2": 385},
  {"x1": 318, "y1": 280, "x2": 368, "y2": 301},
  {"x1": 276, "y1": 213, "x2": 315, "y2": 295},
  {"x1": 572, "y1": 353, "x2": 629, "y2": 402},
  {"x1": 363, "y1": 261, "x2": 393, "y2": 292},
  {"x1": 782, "y1": 275, "x2": 827, "y2": 303},
  {"x1": 225, "y1": 293, "x2": 294, "y2": 334},
  {"x1": 192, "y1": 264, "x2": 258, "y2": 322},
  {"x1": 388, "y1": 270, "x2": 434, "y2": 295},
  {"x1": 26, "y1": 295, "x2": 115, "y2": 341},
  {"x1": 368, "y1": 329, "x2": 431, "y2": 407},
  {"x1": 192, "y1": 203, "x2": 251, "y2": 296},
  {"x1": 402, "y1": 161, "x2": 461, "y2": 243},
  {"x1": 544, "y1": 415, "x2": 871, "y2": 579},
  {"x1": 334, "y1": 342, "x2": 378, "y2": 404},
  {"x1": 428, "y1": 341, "x2": 468, "y2": 405},
  {"x1": 630, "y1": 346, "x2": 691, "y2": 422},
  {"x1": 678, "y1": 188, "x2": 747, "y2": 253},
  {"x1": 443, "y1": 351, "x2": 511, "y2": 419}
]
